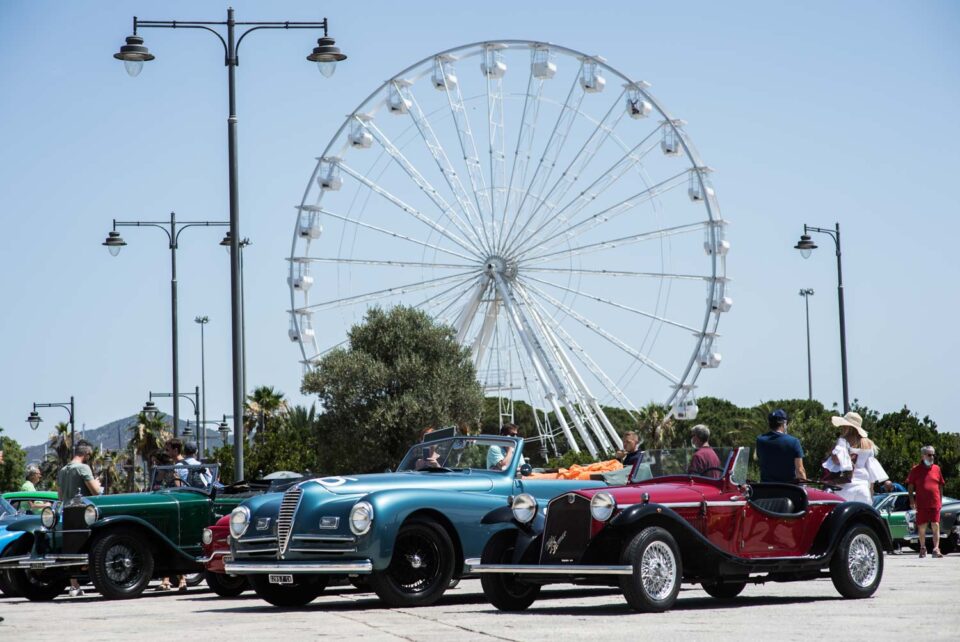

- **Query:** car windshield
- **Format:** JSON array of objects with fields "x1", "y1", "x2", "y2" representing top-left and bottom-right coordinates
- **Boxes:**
[
  {"x1": 396, "y1": 436, "x2": 519, "y2": 472},
  {"x1": 0, "y1": 497, "x2": 15, "y2": 517},
  {"x1": 872, "y1": 495, "x2": 889, "y2": 508},
  {"x1": 630, "y1": 447, "x2": 737, "y2": 482},
  {"x1": 149, "y1": 464, "x2": 219, "y2": 492}
]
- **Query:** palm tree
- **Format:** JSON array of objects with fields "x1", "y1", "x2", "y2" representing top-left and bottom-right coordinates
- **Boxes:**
[
  {"x1": 40, "y1": 422, "x2": 72, "y2": 488},
  {"x1": 636, "y1": 402, "x2": 675, "y2": 448},
  {"x1": 245, "y1": 386, "x2": 288, "y2": 441},
  {"x1": 127, "y1": 411, "x2": 169, "y2": 490}
]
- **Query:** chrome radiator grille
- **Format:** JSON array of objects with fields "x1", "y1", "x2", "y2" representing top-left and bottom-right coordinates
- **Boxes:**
[{"x1": 277, "y1": 486, "x2": 303, "y2": 556}]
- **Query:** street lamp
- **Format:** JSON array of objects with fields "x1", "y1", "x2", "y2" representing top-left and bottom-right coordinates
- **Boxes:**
[
  {"x1": 147, "y1": 387, "x2": 201, "y2": 439},
  {"x1": 195, "y1": 315, "x2": 209, "y2": 456},
  {"x1": 27, "y1": 397, "x2": 76, "y2": 452},
  {"x1": 113, "y1": 9, "x2": 346, "y2": 482},
  {"x1": 103, "y1": 213, "x2": 228, "y2": 433},
  {"x1": 799, "y1": 288, "x2": 815, "y2": 401},
  {"x1": 220, "y1": 231, "x2": 250, "y2": 401},
  {"x1": 794, "y1": 223, "x2": 850, "y2": 412},
  {"x1": 218, "y1": 419, "x2": 230, "y2": 448},
  {"x1": 141, "y1": 400, "x2": 160, "y2": 421}
]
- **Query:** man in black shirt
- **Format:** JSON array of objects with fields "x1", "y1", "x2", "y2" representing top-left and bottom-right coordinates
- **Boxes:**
[{"x1": 616, "y1": 431, "x2": 641, "y2": 467}]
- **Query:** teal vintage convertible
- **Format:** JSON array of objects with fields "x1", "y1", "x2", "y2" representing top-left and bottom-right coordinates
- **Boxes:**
[{"x1": 226, "y1": 432, "x2": 613, "y2": 607}]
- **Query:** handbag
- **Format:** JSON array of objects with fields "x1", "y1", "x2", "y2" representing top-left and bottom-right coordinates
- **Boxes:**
[{"x1": 821, "y1": 468, "x2": 853, "y2": 484}]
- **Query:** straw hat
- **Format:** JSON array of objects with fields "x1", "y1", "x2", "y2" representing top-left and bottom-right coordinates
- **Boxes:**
[{"x1": 831, "y1": 411, "x2": 867, "y2": 438}]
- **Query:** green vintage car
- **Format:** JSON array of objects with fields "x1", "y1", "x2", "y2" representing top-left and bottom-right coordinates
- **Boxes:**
[
  {"x1": 1, "y1": 491, "x2": 59, "y2": 515},
  {"x1": 873, "y1": 492, "x2": 912, "y2": 546},
  {"x1": 0, "y1": 464, "x2": 274, "y2": 601}
]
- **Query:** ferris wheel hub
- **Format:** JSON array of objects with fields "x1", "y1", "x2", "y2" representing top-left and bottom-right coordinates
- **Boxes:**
[{"x1": 483, "y1": 255, "x2": 517, "y2": 281}]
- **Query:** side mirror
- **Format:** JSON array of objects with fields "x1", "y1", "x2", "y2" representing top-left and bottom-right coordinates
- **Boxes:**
[{"x1": 518, "y1": 463, "x2": 533, "y2": 477}]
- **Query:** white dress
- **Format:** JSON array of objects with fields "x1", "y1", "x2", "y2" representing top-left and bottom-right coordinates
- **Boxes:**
[{"x1": 838, "y1": 445, "x2": 888, "y2": 504}]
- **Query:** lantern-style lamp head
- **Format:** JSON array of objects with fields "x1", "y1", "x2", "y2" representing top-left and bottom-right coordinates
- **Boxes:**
[
  {"x1": 307, "y1": 36, "x2": 347, "y2": 77},
  {"x1": 114, "y1": 34, "x2": 155, "y2": 77},
  {"x1": 794, "y1": 234, "x2": 818, "y2": 259}
]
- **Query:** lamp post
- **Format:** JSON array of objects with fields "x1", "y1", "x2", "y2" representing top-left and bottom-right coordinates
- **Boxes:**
[
  {"x1": 104, "y1": 213, "x2": 228, "y2": 434},
  {"x1": 146, "y1": 386, "x2": 201, "y2": 440},
  {"x1": 27, "y1": 396, "x2": 76, "y2": 452},
  {"x1": 220, "y1": 232, "x2": 250, "y2": 402},
  {"x1": 194, "y1": 315, "x2": 209, "y2": 455},
  {"x1": 113, "y1": 10, "x2": 346, "y2": 482},
  {"x1": 794, "y1": 223, "x2": 850, "y2": 412},
  {"x1": 799, "y1": 288, "x2": 815, "y2": 401}
]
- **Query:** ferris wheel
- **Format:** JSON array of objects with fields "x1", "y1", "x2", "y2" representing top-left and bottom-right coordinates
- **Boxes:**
[{"x1": 287, "y1": 40, "x2": 730, "y2": 458}]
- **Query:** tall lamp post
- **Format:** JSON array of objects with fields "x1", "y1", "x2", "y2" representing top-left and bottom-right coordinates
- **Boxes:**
[
  {"x1": 194, "y1": 315, "x2": 209, "y2": 455},
  {"x1": 798, "y1": 288, "x2": 815, "y2": 401},
  {"x1": 27, "y1": 396, "x2": 76, "y2": 451},
  {"x1": 794, "y1": 223, "x2": 850, "y2": 412},
  {"x1": 220, "y1": 232, "x2": 250, "y2": 401},
  {"x1": 145, "y1": 386, "x2": 200, "y2": 440},
  {"x1": 113, "y1": 9, "x2": 347, "y2": 482},
  {"x1": 104, "y1": 213, "x2": 228, "y2": 433}
]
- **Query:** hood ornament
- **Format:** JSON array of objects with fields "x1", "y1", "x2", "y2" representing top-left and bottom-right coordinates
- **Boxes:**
[{"x1": 546, "y1": 531, "x2": 567, "y2": 556}]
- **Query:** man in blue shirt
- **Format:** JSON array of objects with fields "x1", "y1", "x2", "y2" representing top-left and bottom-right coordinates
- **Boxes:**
[{"x1": 755, "y1": 409, "x2": 806, "y2": 483}]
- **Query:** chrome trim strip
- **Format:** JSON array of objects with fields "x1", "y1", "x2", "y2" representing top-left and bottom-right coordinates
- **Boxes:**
[
  {"x1": 0, "y1": 554, "x2": 89, "y2": 569},
  {"x1": 238, "y1": 536, "x2": 277, "y2": 544},
  {"x1": 707, "y1": 501, "x2": 747, "y2": 507},
  {"x1": 464, "y1": 557, "x2": 481, "y2": 567},
  {"x1": 195, "y1": 550, "x2": 228, "y2": 564},
  {"x1": 470, "y1": 563, "x2": 632, "y2": 576},
  {"x1": 235, "y1": 548, "x2": 279, "y2": 556},
  {"x1": 224, "y1": 560, "x2": 373, "y2": 575},
  {"x1": 660, "y1": 502, "x2": 701, "y2": 508},
  {"x1": 292, "y1": 535, "x2": 356, "y2": 543},
  {"x1": 287, "y1": 547, "x2": 358, "y2": 554},
  {"x1": 807, "y1": 500, "x2": 842, "y2": 505}
]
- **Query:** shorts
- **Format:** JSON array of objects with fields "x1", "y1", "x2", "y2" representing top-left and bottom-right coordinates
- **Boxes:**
[{"x1": 915, "y1": 507, "x2": 940, "y2": 524}]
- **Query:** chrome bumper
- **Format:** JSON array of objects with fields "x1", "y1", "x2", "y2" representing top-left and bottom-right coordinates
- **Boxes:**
[
  {"x1": 469, "y1": 562, "x2": 632, "y2": 576},
  {"x1": 195, "y1": 550, "x2": 229, "y2": 564},
  {"x1": 0, "y1": 554, "x2": 88, "y2": 570},
  {"x1": 224, "y1": 560, "x2": 373, "y2": 575}
]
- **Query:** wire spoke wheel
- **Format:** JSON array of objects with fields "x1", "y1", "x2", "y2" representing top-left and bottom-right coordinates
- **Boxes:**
[
  {"x1": 104, "y1": 542, "x2": 142, "y2": 587},
  {"x1": 289, "y1": 41, "x2": 729, "y2": 454},
  {"x1": 847, "y1": 533, "x2": 879, "y2": 587}
]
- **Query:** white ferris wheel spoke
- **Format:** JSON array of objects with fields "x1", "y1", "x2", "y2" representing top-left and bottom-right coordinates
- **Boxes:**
[
  {"x1": 521, "y1": 279, "x2": 681, "y2": 385},
  {"x1": 391, "y1": 82, "x2": 492, "y2": 254},
  {"x1": 293, "y1": 257, "x2": 475, "y2": 270},
  {"x1": 507, "y1": 121, "x2": 665, "y2": 255},
  {"x1": 355, "y1": 116, "x2": 490, "y2": 255},
  {"x1": 523, "y1": 266, "x2": 716, "y2": 282},
  {"x1": 337, "y1": 161, "x2": 485, "y2": 258},
  {"x1": 521, "y1": 219, "x2": 709, "y2": 266},
  {"x1": 503, "y1": 50, "x2": 547, "y2": 230},
  {"x1": 308, "y1": 206, "x2": 479, "y2": 263},
  {"x1": 297, "y1": 269, "x2": 480, "y2": 312},
  {"x1": 485, "y1": 51, "x2": 507, "y2": 245}
]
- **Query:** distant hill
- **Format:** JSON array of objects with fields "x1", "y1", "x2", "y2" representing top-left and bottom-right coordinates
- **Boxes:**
[{"x1": 23, "y1": 415, "x2": 222, "y2": 463}]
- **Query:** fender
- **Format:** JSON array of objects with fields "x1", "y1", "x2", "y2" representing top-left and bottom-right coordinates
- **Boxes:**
[
  {"x1": 91, "y1": 516, "x2": 199, "y2": 563},
  {"x1": 0, "y1": 530, "x2": 27, "y2": 556},
  {"x1": 608, "y1": 502, "x2": 725, "y2": 555},
  {"x1": 810, "y1": 502, "x2": 893, "y2": 556},
  {"x1": 479, "y1": 507, "x2": 546, "y2": 563}
]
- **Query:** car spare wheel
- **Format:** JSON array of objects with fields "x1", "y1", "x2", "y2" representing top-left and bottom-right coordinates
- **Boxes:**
[
  {"x1": 249, "y1": 574, "x2": 327, "y2": 607},
  {"x1": 620, "y1": 526, "x2": 683, "y2": 612},
  {"x1": 830, "y1": 525, "x2": 883, "y2": 598},
  {"x1": 701, "y1": 579, "x2": 746, "y2": 599},
  {"x1": 480, "y1": 530, "x2": 541, "y2": 611},
  {"x1": 368, "y1": 517, "x2": 456, "y2": 607},
  {"x1": 90, "y1": 527, "x2": 156, "y2": 600},
  {"x1": 205, "y1": 570, "x2": 248, "y2": 598}
]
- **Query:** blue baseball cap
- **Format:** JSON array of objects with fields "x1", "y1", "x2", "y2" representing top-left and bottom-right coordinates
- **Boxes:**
[{"x1": 769, "y1": 409, "x2": 788, "y2": 423}]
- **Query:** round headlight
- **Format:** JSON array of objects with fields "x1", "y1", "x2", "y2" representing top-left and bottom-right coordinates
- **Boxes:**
[
  {"x1": 511, "y1": 493, "x2": 537, "y2": 524},
  {"x1": 590, "y1": 492, "x2": 617, "y2": 522},
  {"x1": 41, "y1": 507, "x2": 56, "y2": 528},
  {"x1": 83, "y1": 505, "x2": 99, "y2": 526},
  {"x1": 229, "y1": 506, "x2": 250, "y2": 539},
  {"x1": 349, "y1": 501, "x2": 374, "y2": 536},
  {"x1": 202, "y1": 528, "x2": 213, "y2": 546}
]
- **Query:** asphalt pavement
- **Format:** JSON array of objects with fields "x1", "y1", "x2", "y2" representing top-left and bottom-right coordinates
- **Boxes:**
[{"x1": 1, "y1": 552, "x2": 956, "y2": 641}]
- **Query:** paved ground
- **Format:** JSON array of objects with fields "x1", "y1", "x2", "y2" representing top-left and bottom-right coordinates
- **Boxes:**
[{"x1": 1, "y1": 553, "x2": 957, "y2": 641}]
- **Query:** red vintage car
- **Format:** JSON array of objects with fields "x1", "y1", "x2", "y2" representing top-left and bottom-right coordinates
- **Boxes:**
[
  {"x1": 202, "y1": 515, "x2": 249, "y2": 597},
  {"x1": 471, "y1": 447, "x2": 892, "y2": 612}
]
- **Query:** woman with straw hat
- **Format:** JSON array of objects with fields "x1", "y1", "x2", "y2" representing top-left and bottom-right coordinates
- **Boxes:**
[{"x1": 829, "y1": 412, "x2": 889, "y2": 504}]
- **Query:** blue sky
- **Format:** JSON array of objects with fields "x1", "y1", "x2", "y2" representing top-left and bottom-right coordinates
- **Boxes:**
[{"x1": 1, "y1": 0, "x2": 958, "y2": 450}]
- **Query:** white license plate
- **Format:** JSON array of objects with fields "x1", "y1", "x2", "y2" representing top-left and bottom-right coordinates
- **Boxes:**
[
  {"x1": 268, "y1": 574, "x2": 293, "y2": 585},
  {"x1": 30, "y1": 562, "x2": 46, "y2": 571}
]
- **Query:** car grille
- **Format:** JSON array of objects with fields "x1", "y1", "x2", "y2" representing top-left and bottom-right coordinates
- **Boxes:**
[
  {"x1": 61, "y1": 504, "x2": 91, "y2": 554},
  {"x1": 540, "y1": 493, "x2": 592, "y2": 564},
  {"x1": 277, "y1": 486, "x2": 303, "y2": 557}
]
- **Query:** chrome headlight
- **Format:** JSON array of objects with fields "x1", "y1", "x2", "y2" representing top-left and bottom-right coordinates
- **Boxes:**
[
  {"x1": 41, "y1": 507, "x2": 56, "y2": 528},
  {"x1": 349, "y1": 501, "x2": 374, "y2": 536},
  {"x1": 229, "y1": 506, "x2": 251, "y2": 539},
  {"x1": 590, "y1": 492, "x2": 617, "y2": 522},
  {"x1": 83, "y1": 505, "x2": 99, "y2": 526},
  {"x1": 202, "y1": 528, "x2": 213, "y2": 546},
  {"x1": 511, "y1": 493, "x2": 537, "y2": 524}
]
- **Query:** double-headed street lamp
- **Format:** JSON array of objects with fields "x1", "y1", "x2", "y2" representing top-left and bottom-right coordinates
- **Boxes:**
[
  {"x1": 113, "y1": 9, "x2": 347, "y2": 482},
  {"x1": 27, "y1": 396, "x2": 76, "y2": 450},
  {"x1": 794, "y1": 223, "x2": 850, "y2": 412},
  {"x1": 798, "y1": 288, "x2": 815, "y2": 401},
  {"x1": 144, "y1": 387, "x2": 200, "y2": 440},
  {"x1": 104, "y1": 213, "x2": 228, "y2": 433}
]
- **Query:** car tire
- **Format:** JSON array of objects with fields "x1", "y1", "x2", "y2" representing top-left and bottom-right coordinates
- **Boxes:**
[
  {"x1": 9, "y1": 569, "x2": 69, "y2": 601},
  {"x1": 830, "y1": 524, "x2": 883, "y2": 599},
  {"x1": 368, "y1": 517, "x2": 456, "y2": 608},
  {"x1": 249, "y1": 574, "x2": 327, "y2": 607},
  {"x1": 480, "y1": 530, "x2": 541, "y2": 611},
  {"x1": 939, "y1": 537, "x2": 956, "y2": 555},
  {"x1": 701, "y1": 579, "x2": 746, "y2": 599},
  {"x1": 184, "y1": 571, "x2": 205, "y2": 587},
  {"x1": 205, "y1": 570, "x2": 248, "y2": 597},
  {"x1": 0, "y1": 569, "x2": 20, "y2": 598},
  {"x1": 89, "y1": 528, "x2": 155, "y2": 600},
  {"x1": 620, "y1": 526, "x2": 682, "y2": 613}
]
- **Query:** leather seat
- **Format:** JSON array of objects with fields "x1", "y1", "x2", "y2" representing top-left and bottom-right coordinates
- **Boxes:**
[{"x1": 752, "y1": 497, "x2": 795, "y2": 514}]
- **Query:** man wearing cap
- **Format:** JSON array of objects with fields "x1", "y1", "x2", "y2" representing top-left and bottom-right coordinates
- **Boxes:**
[
  {"x1": 907, "y1": 445, "x2": 947, "y2": 558},
  {"x1": 755, "y1": 409, "x2": 806, "y2": 483}
]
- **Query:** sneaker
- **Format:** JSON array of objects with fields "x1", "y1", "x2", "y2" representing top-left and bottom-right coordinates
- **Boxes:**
[{"x1": 68, "y1": 587, "x2": 85, "y2": 598}]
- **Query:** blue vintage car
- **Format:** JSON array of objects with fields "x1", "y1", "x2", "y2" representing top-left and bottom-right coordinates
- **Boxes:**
[
  {"x1": 225, "y1": 433, "x2": 612, "y2": 607},
  {"x1": 0, "y1": 496, "x2": 44, "y2": 597}
]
